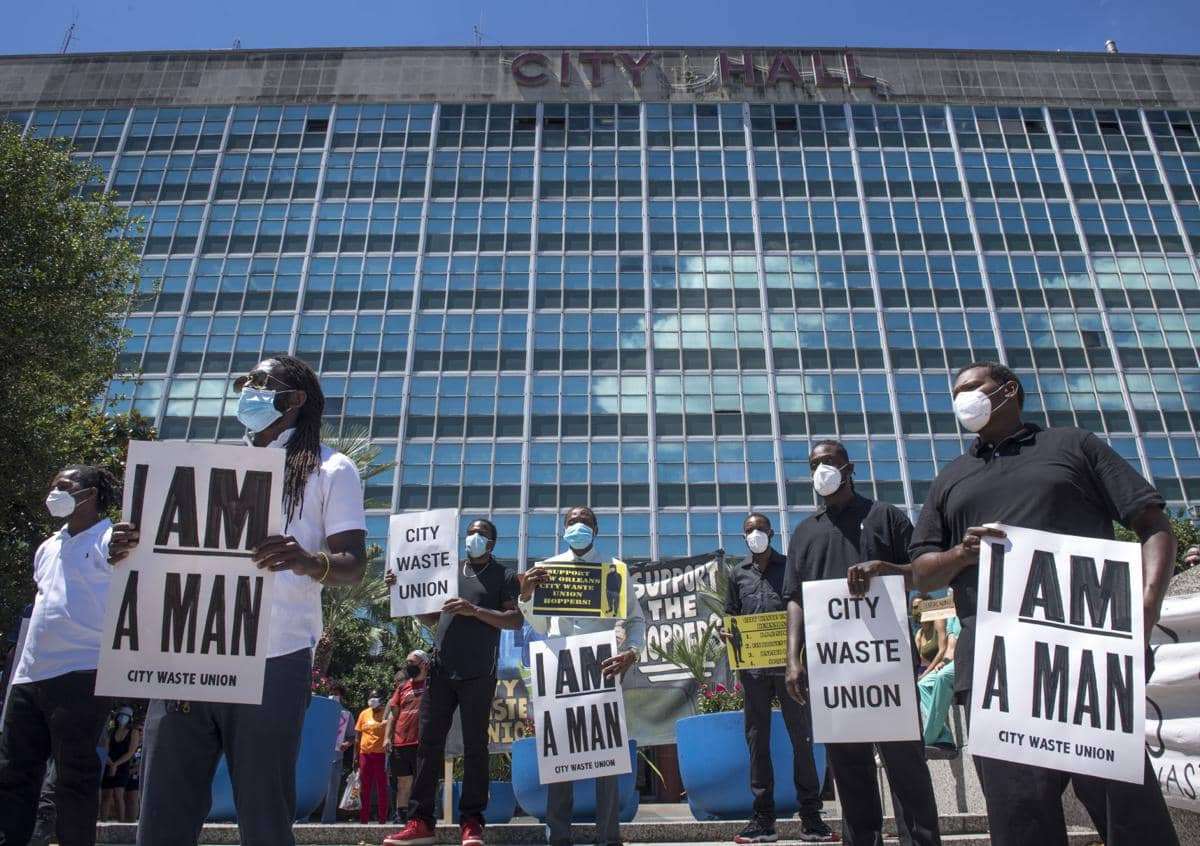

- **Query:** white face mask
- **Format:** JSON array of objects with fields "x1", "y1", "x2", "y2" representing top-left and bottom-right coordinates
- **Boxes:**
[
  {"x1": 368, "y1": 697, "x2": 381, "y2": 709},
  {"x1": 745, "y1": 530, "x2": 770, "y2": 554},
  {"x1": 45, "y1": 489, "x2": 77, "y2": 518},
  {"x1": 953, "y1": 384, "x2": 1012, "y2": 433},
  {"x1": 812, "y1": 463, "x2": 846, "y2": 497}
]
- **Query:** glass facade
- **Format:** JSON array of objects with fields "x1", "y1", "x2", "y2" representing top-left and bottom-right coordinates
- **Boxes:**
[{"x1": 6, "y1": 60, "x2": 1200, "y2": 566}]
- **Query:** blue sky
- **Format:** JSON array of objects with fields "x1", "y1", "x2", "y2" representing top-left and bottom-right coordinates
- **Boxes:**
[{"x1": 3, "y1": 0, "x2": 1198, "y2": 56}]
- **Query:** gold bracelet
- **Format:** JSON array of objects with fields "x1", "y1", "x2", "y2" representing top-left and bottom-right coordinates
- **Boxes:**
[{"x1": 318, "y1": 551, "x2": 331, "y2": 583}]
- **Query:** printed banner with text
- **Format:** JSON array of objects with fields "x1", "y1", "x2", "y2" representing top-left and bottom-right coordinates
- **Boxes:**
[
  {"x1": 388, "y1": 509, "x2": 459, "y2": 617},
  {"x1": 530, "y1": 630, "x2": 632, "y2": 784},
  {"x1": 971, "y1": 525, "x2": 1146, "y2": 784},
  {"x1": 531, "y1": 559, "x2": 628, "y2": 618},
  {"x1": 96, "y1": 441, "x2": 282, "y2": 704},
  {"x1": 724, "y1": 612, "x2": 788, "y2": 671},
  {"x1": 803, "y1": 575, "x2": 920, "y2": 743}
]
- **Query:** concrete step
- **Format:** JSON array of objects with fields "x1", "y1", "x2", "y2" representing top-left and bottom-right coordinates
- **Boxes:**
[{"x1": 94, "y1": 817, "x2": 1101, "y2": 845}]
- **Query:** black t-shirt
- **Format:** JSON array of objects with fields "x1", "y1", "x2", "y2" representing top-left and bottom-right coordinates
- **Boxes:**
[
  {"x1": 782, "y1": 493, "x2": 914, "y2": 604},
  {"x1": 908, "y1": 424, "x2": 1164, "y2": 694},
  {"x1": 435, "y1": 557, "x2": 520, "y2": 680}
]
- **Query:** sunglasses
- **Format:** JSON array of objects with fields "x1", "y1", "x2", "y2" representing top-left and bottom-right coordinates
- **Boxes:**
[{"x1": 233, "y1": 372, "x2": 292, "y2": 392}]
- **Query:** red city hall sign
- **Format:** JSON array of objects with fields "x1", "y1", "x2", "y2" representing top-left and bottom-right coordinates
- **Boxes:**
[{"x1": 509, "y1": 50, "x2": 883, "y2": 93}]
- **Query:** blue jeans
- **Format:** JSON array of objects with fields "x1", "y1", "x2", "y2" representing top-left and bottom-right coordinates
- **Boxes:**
[{"x1": 321, "y1": 758, "x2": 342, "y2": 823}]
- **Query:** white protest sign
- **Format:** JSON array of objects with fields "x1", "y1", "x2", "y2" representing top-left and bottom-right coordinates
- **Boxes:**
[
  {"x1": 388, "y1": 509, "x2": 459, "y2": 617},
  {"x1": 972, "y1": 524, "x2": 1145, "y2": 784},
  {"x1": 96, "y1": 441, "x2": 282, "y2": 704},
  {"x1": 530, "y1": 630, "x2": 632, "y2": 784},
  {"x1": 803, "y1": 574, "x2": 920, "y2": 743},
  {"x1": 1148, "y1": 593, "x2": 1200, "y2": 811}
]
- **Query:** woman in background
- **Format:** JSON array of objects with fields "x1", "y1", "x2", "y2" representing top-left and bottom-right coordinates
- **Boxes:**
[
  {"x1": 99, "y1": 705, "x2": 139, "y2": 821},
  {"x1": 356, "y1": 689, "x2": 391, "y2": 824}
]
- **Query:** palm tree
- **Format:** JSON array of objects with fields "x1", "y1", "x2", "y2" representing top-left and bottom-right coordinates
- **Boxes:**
[{"x1": 312, "y1": 427, "x2": 400, "y2": 676}]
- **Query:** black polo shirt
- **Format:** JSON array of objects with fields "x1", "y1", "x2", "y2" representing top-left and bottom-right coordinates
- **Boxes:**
[
  {"x1": 782, "y1": 493, "x2": 914, "y2": 602},
  {"x1": 908, "y1": 423, "x2": 1164, "y2": 694},
  {"x1": 725, "y1": 548, "x2": 789, "y2": 676},
  {"x1": 435, "y1": 556, "x2": 520, "y2": 680}
]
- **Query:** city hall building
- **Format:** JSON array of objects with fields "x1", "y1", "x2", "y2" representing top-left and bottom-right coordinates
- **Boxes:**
[{"x1": 2, "y1": 45, "x2": 1199, "y2": 563}]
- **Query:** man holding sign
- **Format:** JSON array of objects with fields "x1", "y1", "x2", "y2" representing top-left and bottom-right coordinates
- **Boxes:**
[
  {"x1": 910, "y1": 361, "x2": 1178, "y2": 846},
  {"x1": 519, "y1": 506, "x2": 645, "y2": 846},
  {"x1": 721, "y1": 513, "x2": 828, "y2": 844},
  {"x1": 386, "y1": 517, "x2": 522, "y2": 846},
  {"x1": 111, "y1": 356, "x2": 368, "y2": 846},
  {"x1": 784, "y1": 440, "x2": 941, "y2": 846}
]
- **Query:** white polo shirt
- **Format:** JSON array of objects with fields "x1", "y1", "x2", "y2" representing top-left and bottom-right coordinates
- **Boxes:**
[
  {"x1": 13, "y1": 518, "x2": 114, "y2": 685},
  {"x1": 263, "y1": 429, "x2": 367, "y2": 658}
]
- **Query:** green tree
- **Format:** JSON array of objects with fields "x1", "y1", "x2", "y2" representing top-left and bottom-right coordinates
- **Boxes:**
[
  {"x1": 0, "y1": 124, "x2": 141, "y2": 631},
  {"x1": 1113, "y1": 509, "x2": 1200, "y2": 574}
]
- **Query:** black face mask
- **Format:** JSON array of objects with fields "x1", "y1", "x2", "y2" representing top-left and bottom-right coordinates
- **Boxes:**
[{"x1": 405, "y1": 663, "x2": 421, "y2": 679}]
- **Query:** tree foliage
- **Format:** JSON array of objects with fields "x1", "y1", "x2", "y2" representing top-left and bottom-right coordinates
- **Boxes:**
[
  {"x1": 0, "y1": 125, "x2": 142, "y2": 631},
  {"x1": 1113, "y1": 509, "x2": 1200, "y2": 574}
]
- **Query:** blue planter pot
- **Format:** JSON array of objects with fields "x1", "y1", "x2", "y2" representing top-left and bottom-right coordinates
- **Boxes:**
[
  {"x1": 435, "y1": 780, "x2": 516, "y2": 823},
  {"x1": 511, "y1": 737, "x2": 639, "y2": 823},
  {"x1": 208, "y1": 695, "x2": 341, "y2": 822},
  {"x1": 676, "y1": 711, "x2": 827, "y2": 821}
]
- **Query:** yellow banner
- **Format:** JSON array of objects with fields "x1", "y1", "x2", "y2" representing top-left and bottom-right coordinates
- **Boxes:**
[
  {"x1": 724, "y1": 611, "x2": 788, "y2": 670},
  {"x1": 531, "y1": 559, "x2": 629, "y2": 618}
]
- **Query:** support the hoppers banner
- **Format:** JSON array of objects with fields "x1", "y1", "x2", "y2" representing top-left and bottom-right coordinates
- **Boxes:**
[
  {"x1": 971, "y1": 525, "x2": 1146, "y2": 784},
  {"x1": 388, "y1": 509, "x2": 459, "y2": 617},
  {"x1": 1148, "y1": 590, "x2": 1200, "y2": 811},
  {"x1": 624, "y1": 552, "x2": 725, "y2": 745},
  {"x1": 803, "y1": 575, "x2": 920, "y2": 743},
  {"x1": 529, "y1": 630, "x2": 632, "y2": 784},
  {"x1": 96, "y1": 441, "x2": 283, "y2": 704}
]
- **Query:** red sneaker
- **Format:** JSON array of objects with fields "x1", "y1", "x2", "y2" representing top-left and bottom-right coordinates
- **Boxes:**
[
  {"x1": 460, "y1": 818, "x2": 484, "y2": 846},
  {"x1": 383, "y1": 819, "x2": 435, "y2": 846}
]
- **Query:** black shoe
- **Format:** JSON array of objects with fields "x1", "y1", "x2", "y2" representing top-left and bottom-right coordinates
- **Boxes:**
[
  {"x1": 734, "y1": 819, "x2": 778, "y2": 844},
  {"x1": 798, "y1": 813, "x2": 837, "y2": 842},
  {"x1": 925, "y1": 742, "x2": 959, "y2": 760}
]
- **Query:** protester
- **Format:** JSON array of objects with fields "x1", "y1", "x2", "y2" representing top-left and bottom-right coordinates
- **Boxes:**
[
  {"x1": 1185, "y1": 545, "x2": 1199, "y2": 569},
  {"x1": 384, "y1": 518, "x2": 522, "y2": 846},
  {"x1": 116, "y1": 355, "x2": 368, "y2": 846},
  {"x1": 518, "y1": 506, "x2": 646, "y2": 846},
  {"x1": 909, "y1": 361, "x2": 1179, "y2": 846},
  {"x1": 721, "y1": 512, "x2": 829, "y2": 844},
  {"x1": 913, "y1": 601, "x2": 960, "y2": 757},
  {"x1": 385, "y1": 650, "x2": 430, "y2": 824},
  {"x1": 322, "y1": 683, "x2": 355, "y2": 823},
  {"x1": 357, "y1": 689, "x2": 391, "y2": 824},
  {"x1": 784, "y1": 441, "x2": 942, "y2": 846},
  {"x1": 100, "y1": 705, "x2": 140, "y2": 821},
  {"x1": 0, "y1": 465, "x2": 119, "y2": 846}
]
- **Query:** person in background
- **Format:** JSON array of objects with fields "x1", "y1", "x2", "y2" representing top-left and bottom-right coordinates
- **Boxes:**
[
  {"x1": 784, "y1": 441, "x2": 942, "y2": 846},
  {"x1": 911, "y1": 595, "x2": 939, "y2": 673},
  {"x1": 322, "y1": 683, "x2": 354, "y2": 824},
  {"x1": 721, "y1": 512, "x2": 830, "y2": 844},
  {"x1": 118, "y1": 355, "x2": 368, "y2": 846},
  {"x1": 0, "y1": 465, "x2": 119, "y2": 846},
  {"x1": 518, "y1": 506, "x2": 646, "y2": 846},
  {"x1": 385, "y1": 650, "x2": 430, "y2": 825},
  {"x1": 100, "y1": 705, "x2": 140, "y2": 821},
  {"x1": 384, "y1": 518, "x2": 523, "y2": 846},
  {"x1": 124, "y1": 725, "x2": 143, "y2": 823},
  {"x1": 1185, "y1": 546, "x2": 1199, "y2": 569},
  {"x1": 912, "y1": 598, "x2": 960, "y2": 758},
  {"x1": 357, "y1": 689, "x2": 391, "y2": 824},
  {"x1": 909, "y1": 361, "x2": 1179, "y2": 846}
]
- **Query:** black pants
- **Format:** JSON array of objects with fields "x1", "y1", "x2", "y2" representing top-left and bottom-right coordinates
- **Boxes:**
[
  {"x1": 135, "y1": 647, "x2": 312, "y2": 846},
  {"x1": 408, "y1": 670, "x2": 494, "y2": 825},
  {"x1": 826, "y1": 740, "x2": 941, "y2": 846},
  {"x1": 741, "y1": 672, "x2": 823, "y2": 820},
  {"x1": 974, "y1": 753, "x2": 1177, "y2": 846},
  {"x1": 0, "y1": 670, "x2": 110, "y2": 846}
]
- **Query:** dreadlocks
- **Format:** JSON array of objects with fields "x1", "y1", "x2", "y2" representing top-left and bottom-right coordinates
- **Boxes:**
[
  {"x1": 266, "y1": 355, "x2": 325, "y2": 525},
  {"x1": 62, "y1": 465, "x2": 121, "y2": 513}
]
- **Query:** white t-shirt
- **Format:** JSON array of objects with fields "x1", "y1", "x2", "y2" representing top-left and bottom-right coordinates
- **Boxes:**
[
  {"x1": 265, "y1": 429, "x2": 367, "y2": 658},
  {"x1": 12, "y1": 519, "x2": 114, "y2": 685}
]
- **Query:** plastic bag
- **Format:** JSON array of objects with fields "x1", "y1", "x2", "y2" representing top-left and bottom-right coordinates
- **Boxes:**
[{"x1": 338, "y1": 768, "x2": 361, "y2": 811}]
